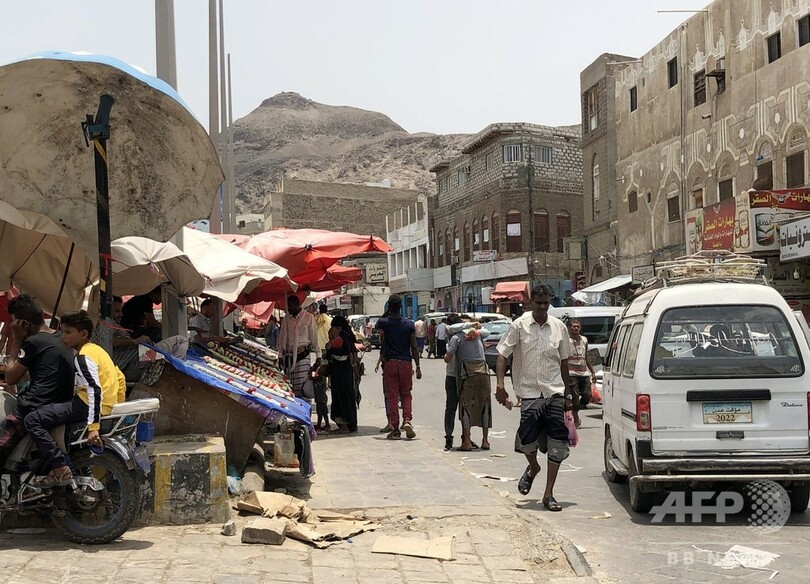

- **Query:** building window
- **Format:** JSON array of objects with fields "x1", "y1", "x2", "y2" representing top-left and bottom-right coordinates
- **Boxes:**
[
  {"x1": 485, "y1": 152, "x2": 494, "y2": 171},
  {"x1": 592, "y1": 158, "x2": 600, "y2": 202},
  {"x1": 694, "y1": 70, "x2": 706, "y2": 106},
  {"x1": 491, "y1": 212, "x2": 500, "y2": 252},
  {"x1": 505, "y1": 209, "x2": 522, "y2": 253},
  {"x1": 667, "y1": 193, "x2": 681, "y2": 222},
  {"x1": 444, "y1": 176, "x2": 451, "y2": 192},
  {"x1": 503, "y1": 144, "x2": 522, "y2": 163},
  {"x1": 556, "y1": 212, "x2": 571, "y2": 253},
  {"x1": 800, "y1": 14, "x2": 810, "y2": 47},
  {"x1": 628, "y1": 191, "x2": 638, "y2": 213},
  {"x1": 690, "y1": 187, "x2": 704, "y2": 210},
  {"x1": 444, "y1": 228, "x2": 451, "y2": 265},
  {"x1": 586, "y1": 87, "x2": 598, "y2": 131},
  {"x1": 463, "y1": 223, "x2": 471, "y2": 262},
  {"x1": 534, "y1": 210, "x2": 549, "y2": 252},
  {"x1": 787, "y1": 152, "x2": 806, "y2": 188},
  {"x1": 482, "y1": 215, "x2": 490, "y2": 244},
  {"x1": 629, "y1": 86, "x2": 638, "y2": 112},
  {"x1": 718, "y1": 178, "x2": 733, "y2": 201},
  {"x1": 437, "y1": 230, "x2": 444, "y2": 265},
  {"x1": 757, "y1": 160, "x2": 774, "y2": 190},
  {"x1": 667, "y1": 57, "x2": 678, "y2": 88},
  {"x1": 454, "y1": 228, "x2": 460, "y2": 252},
  {"x1": 458, "y1": 168, "x2": 468, "y2": 186},
  {"x1": 473, "y1": 219, "x2": 480, "y2": 249},
  {"x1": 535, "y1": 146, "x2": 553, "y2": 164},
  {"x1": 767, "y1": 31, "x2": 782, "y2": 63}
]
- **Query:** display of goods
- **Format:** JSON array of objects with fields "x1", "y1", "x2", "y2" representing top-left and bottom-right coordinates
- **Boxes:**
[
  {"x1": 188, "y1": 362, "x2": 289, "y2": 410},
  {"x1": 202, "y1": 355, "x2": 293, "y2": 399},
  {"x1": 229, "y1": 335, "x2": 279, "y2": 362},
  {"x1": 206, "y1": 342, "x2": 286, "y2": 382},
  {"x1": 226, "y1": 340, "x2": 279, "y2": 368}
]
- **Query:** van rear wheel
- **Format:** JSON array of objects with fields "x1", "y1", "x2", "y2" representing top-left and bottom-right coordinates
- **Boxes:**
[
  {"x1": 789, "y1": 484, "x2": 810, "y2": 513},
  {"x1": 603, "y1": 429, "x2": 626, "y2": 484},
  {"x1": 628, "y1": 451, "x2": 656, "y2": 514}
]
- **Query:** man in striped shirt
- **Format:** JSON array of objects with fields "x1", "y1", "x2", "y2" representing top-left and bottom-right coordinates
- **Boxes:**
[
  {"x1": 25, "y1": 311, "x2": 125, "y2": 488},
  {"x1": 567, "y1": 319, "x2": 596, "y2": 429}
]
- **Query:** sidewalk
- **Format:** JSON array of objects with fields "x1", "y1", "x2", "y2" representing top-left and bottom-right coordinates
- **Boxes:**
[{"x1": 0, "y1": 425, "x2": 592, "y2": 584}]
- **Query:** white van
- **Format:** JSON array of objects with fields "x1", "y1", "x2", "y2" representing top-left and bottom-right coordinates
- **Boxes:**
[
  {"x1": 548, "y1": 306, "x2": 623, "y2": 360},
  {"x1": 602, "y1": 269, "x2": 810, "y2": 513}
]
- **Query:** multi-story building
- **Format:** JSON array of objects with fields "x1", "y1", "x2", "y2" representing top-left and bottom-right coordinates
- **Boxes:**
[
  {"x1": 264, "y1": 178, "x2": 419, "y2": 237},
  {"x1": 580, "y1": 53, "x2": 639, "y2": 283},
  {"x1": 430, "y1": 123, "x2": 584, "y2": 314},
  {"x1": 385, "y1": 196, "x2": 433, "y2": 318},
  {"x1": 587, "y1": 0, "x2": 810, "y2": 289}
]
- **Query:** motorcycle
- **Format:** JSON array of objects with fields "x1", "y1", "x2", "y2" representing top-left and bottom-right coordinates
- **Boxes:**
[{"x1": 0, "y1": 392, "x2": 159, "y2": 544}]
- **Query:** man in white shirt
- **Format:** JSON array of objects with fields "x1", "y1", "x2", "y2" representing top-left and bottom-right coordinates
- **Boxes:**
[
  {"x1": 278, "y1": 295, "x2": 320, "y2": 400},
  {"x1": 189, "y1": 299, "x2": 216, "y2": 343},
  {"x1": 414, "y1": 317, "x2": 427, "y2": 356},
  {"x1": 435, "y1": 318, "x2": 448, "y2": 358},
  {"x1": 495, "y1": 285, "x2": 572, "y2": 512}
]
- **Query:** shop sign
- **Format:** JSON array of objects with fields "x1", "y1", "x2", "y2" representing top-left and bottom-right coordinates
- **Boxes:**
[
  {"x1": 750, "y1": 189, "x2": 810, "y2": 252},
  {"x1": 701, "y1": 197, "x2": 736, "y2": 250},
  {"x1": 473, "y1": 250, "x2": 498, "y2": 262},
  {"x1": 631, "y1": 264, "x2": 655, "y2": 284},
  {"x1": 780, "y1": 215, "x2": 810, "y2": 261},
  {"x1": 364, "y1": 263, "x2": 388, "y2": 284},
  {"x1": 338, "y1": 295, "x2": 352, "y2": 309}
]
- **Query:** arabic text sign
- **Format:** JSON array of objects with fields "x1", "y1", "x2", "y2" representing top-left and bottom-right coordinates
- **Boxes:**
[
  {"x1": 750, "y1": 189, "x2": 810, "y2": 252},
  {"x1": 631, "y1": 264, "x2": 654, "y2": 284},
  {"x1": 473, "y1": 250, "x2": 498, "y2": 262},
  {"x1": 364, "y1": 263, "x2": 388, "y2": 284},
  {"x1": 780, "y1": 215, "x2": 810, "y2": 261},
  {"x1": 701, "y1": 197, "x2": 736, "y2": 250}
]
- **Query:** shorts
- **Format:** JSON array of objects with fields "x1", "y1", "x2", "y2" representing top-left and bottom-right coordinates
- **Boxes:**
[
  {"x1": 514, "y1": 394, "x2": 570, "y2": 464},
  {"x1": 416, "y1": 337, "x2": 426, "y2": 351}
]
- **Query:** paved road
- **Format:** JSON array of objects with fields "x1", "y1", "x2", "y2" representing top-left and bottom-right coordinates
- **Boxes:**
[{"x1": 355, "y1": 349, "x2": 810, "y2": 584}]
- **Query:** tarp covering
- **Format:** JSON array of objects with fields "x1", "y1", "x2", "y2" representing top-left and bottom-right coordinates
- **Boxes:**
[
  {"x1": 111, "y1": 236, "x2": 205, "y2": 297},
  {"x1": 577, "y1": 274, "x2": 632, "y2": 293},
  {"x1": 151, "y1": 345, "x2": 312, "y2": 428},
  {"x1": 490, "y1": 281, "x2": 530, "y2": 303}
]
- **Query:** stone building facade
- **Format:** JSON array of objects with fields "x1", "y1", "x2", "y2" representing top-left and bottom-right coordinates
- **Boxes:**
[
  {"x1": 430, "y1": 123, "x2": 584, "y2": 312},
  {"x1": 386, "y1": 196, "x2": 433, "y2": 318},
  {"x1": 580, "y1": 54, "x2": 639, "y2": 283},
  {"x1": 264, "y1": 178, "x2": 419, "y2": 237},
  {"x1": 594, "y1": 0, "x2": 810, "y2": 274}
]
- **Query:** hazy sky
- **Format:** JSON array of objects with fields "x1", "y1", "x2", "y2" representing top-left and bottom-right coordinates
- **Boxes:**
[{"x1": 2, "y1": 1, "x2": 694, "y2": 135}]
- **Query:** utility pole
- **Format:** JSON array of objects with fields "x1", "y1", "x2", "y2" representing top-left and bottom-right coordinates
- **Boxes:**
[
  {"x1": 208, "y1": 0, "x2": 221, "y2": 235},
  {"x1": 155, "y1": 0, "x2": 187, "y2": 340},
  {"x1": 527, "y1": 135, "x2": 536, "y2": 289}
]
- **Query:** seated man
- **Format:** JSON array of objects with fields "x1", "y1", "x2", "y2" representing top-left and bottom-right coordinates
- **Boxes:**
[
  {"x1": 25, "y1": 310, "x2": 125, "y2": 488},
  {"x1": 1, "y1": 295, "x2": 75, "y2": 464},
  {"x1": 189, "y1": 299, "x2": 226, "y2": 344},
  {"x1": 121, "y1": 286, "x2": 163, "y2": 343}
]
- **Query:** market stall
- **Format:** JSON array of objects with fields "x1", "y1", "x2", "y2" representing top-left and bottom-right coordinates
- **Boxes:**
[{"x1": 132, "y1": 335, "x2": 314, "y2": 476}]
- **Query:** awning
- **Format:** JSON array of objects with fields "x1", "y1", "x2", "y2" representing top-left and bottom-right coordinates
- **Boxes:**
[
  {"x1": 490, "y1": 281, "x2": 530, "y2": 303},
  {"x1": 578, "y1": 274, "x2": 632, "y2": 293}
]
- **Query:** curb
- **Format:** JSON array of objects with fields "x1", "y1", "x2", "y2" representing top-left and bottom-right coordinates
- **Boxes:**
[{"x1": 560, "y1": 539, "x2": 593, "y2": 578}]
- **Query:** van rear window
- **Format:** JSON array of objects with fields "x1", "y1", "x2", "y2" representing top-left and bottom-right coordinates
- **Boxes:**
[
  {"x1": 651, "y1": 305, "x2": 803, "y2": 379},
  {"x1": 564, "y1": 316, "x2": 616, "y2": 345}
]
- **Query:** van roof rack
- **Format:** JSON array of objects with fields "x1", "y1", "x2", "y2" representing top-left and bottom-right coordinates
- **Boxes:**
[{"x1": 638, "y1": 250, "x2": 767, "y2": 291}]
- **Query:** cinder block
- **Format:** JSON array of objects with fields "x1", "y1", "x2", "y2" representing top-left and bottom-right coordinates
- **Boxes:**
[
  {"x1": 241, "y1": 517, "x2": 288, "y2": 545},
  {"x1": 138, "y1": 434, "x2": 230, "y2": 525}
]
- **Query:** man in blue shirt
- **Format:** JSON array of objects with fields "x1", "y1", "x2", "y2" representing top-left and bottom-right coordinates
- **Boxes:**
[{"x1": 376, "y1": 295, "x2": 421, "y2": 440}]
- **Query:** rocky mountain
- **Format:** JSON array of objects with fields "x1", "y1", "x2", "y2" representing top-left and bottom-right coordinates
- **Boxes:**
[{"x1": 231, "y1": 92, "x2": 468, "y2": 212}]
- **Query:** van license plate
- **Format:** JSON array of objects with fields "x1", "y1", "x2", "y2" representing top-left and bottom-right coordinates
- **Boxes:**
[{"x1": 702, "y1": 402, "x2": 752, "y2": 424}]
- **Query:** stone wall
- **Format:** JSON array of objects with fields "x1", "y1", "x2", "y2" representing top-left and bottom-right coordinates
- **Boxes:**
[{"x1": 265, "y1": 178, "x2": 419, "y2": 237}]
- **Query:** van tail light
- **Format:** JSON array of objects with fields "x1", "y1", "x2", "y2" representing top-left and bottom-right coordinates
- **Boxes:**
[{"x1": 636, "y1": 394, "x2": 652, "y2": 432}]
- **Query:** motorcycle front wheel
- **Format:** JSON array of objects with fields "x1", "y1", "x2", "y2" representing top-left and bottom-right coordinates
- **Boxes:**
[{"x1": 52, "y1": 449, "x2": 140, "y2": 544}]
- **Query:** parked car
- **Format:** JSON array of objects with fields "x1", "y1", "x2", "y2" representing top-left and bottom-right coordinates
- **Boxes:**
[
  {"x1": 548, "y1": 306, "x2": 623, "y2": 362},
  {"x1": 367, "y1": 315, "x2": 381, "y2": 348},
  {"x1": 482, "y1": 320, "x2": 512, "y2": 373},
  {"x1": 602, "y1": 266, "x2": 810, "y2": 514}
]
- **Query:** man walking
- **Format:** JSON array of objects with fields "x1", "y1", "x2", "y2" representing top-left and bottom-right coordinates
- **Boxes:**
[
  {"x1": 414, "y1": 317, "x2": 427, "y2": 357},
  {"x1": 435, "y1": 318, "x2": 448, "y2": 358},
  {"x1": 278, "y1": 294, "x2": 319, "y2": 400},
  {"x1": 376, "y1": 295, "x2": 421, "y2": 440},
  {"x1": 567, "y1": 319, "x2": 596, "y2": 428},
  {"x1": 495, "y1": 285, "x2": 572, "y2": 512}
]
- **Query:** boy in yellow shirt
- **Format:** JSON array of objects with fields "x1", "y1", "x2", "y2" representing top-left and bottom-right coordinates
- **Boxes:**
[{"x1": 25, "y1": 310, "x2": 125, "y2": 488}]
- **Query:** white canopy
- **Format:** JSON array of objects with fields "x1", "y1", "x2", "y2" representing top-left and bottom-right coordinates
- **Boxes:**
[
  {"x1": 180, "y1": 227, "x2": 294, "y2": 302},
  {"x1": 111, "y1": 236, "x2": 205, "y2": 297},
  {"x1": 578, "y1": 274, "x2": 633, "y2": 293}
]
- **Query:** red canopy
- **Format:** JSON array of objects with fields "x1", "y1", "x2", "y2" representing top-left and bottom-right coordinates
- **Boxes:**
[
  {"x1": 237, "y1": 264, "x2": 362, "y2": 304},
  {"x1": 219, "y1": 229, "x2": 391, "y2": 276},
  {"x1": 490, "y1": 281, "x2": 530, "y2": 303}
]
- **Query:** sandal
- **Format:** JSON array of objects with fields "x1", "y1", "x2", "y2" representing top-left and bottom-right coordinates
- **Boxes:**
[
  {"x1": 518, "y1": 465, "x2": 537, "y2": 495},
  {"x1": 455, "y1": 445, "x2": 474, "y2": 452},
  {"x1": 543, "y1": 496, "x2": 562, "y2": 512}
]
